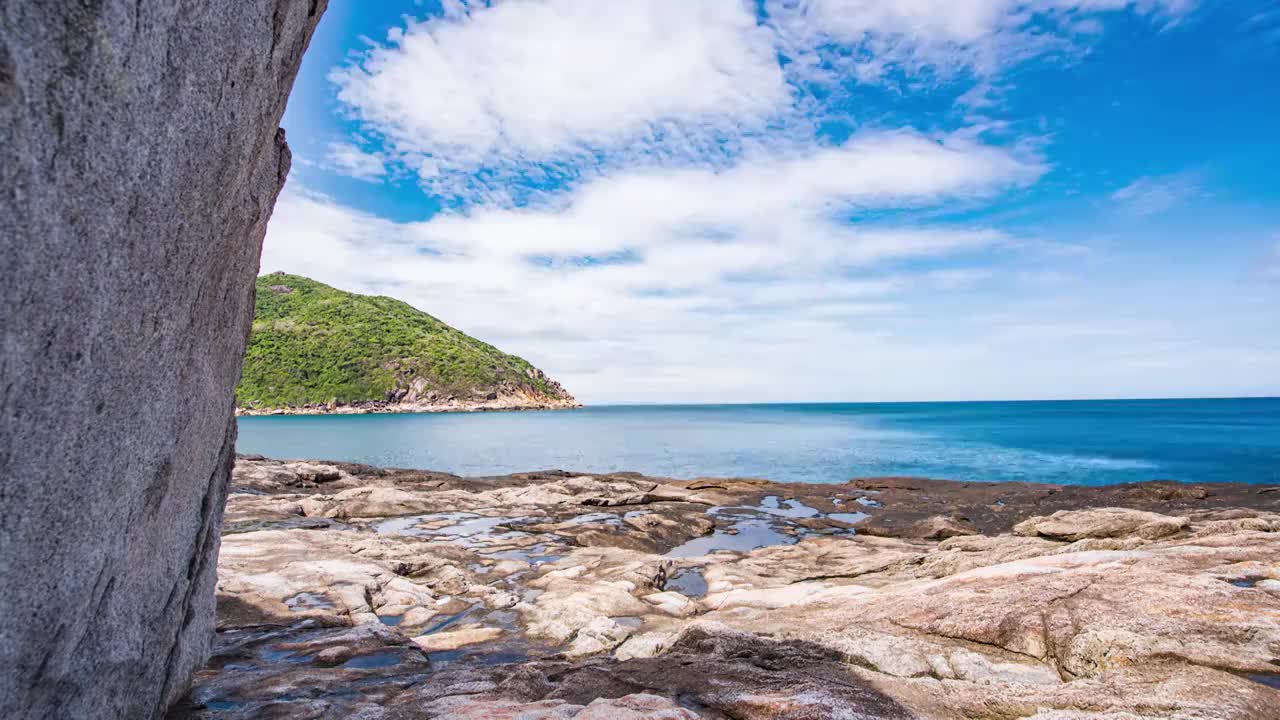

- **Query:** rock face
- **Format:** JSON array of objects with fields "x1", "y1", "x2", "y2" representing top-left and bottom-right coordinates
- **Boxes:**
[
  {"x1": 0, "y1": 4, "x2": 325, "y2": 719},
  {"x1": 178, "y1": 457, "x2": 1280, "y2": 719}
]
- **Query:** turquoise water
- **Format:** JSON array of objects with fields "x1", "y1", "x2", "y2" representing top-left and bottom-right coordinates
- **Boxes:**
[{"x1": 236, "y1": 398, "x2": 1280, "y2": 486}]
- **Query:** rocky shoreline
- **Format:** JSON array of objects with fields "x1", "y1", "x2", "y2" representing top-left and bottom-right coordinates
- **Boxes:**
[
  {"x1": 175, "y1": 456, "x2": 1280, "y2": 719},
  {"x1": 236, "y1": 396, "x2": 583, "y2": 416}
]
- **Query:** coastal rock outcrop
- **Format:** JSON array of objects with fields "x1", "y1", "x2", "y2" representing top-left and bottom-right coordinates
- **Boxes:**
[
  {"x1": 0, "y1": 4, "x2": 325, "y2": 719},
  {"x1": 176, "y1": 457, "x2": 1280, "y2": 719},
  {"x1": 1014, "y1": 507, "x2": 1190, "y2": 541}
]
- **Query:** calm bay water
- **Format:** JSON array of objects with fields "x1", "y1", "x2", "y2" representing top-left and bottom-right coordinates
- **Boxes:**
[{"x1": 236, "y1": 398, "x2": 1280, "y2": 486}]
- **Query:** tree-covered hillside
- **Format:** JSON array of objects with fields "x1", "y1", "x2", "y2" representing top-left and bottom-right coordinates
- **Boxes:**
[{"x1": 236, "y1": 273, "x2": 576, "y2": 410}]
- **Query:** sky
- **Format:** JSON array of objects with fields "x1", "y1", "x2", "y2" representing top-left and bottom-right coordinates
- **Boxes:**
[{"x1": 265, "y1": 0, "x2": 1280, "y2": 404}]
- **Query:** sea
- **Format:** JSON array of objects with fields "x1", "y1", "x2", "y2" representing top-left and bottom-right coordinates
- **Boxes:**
[{"x1": 236, "y1": 398, "x2": 1280, "y2": 486}]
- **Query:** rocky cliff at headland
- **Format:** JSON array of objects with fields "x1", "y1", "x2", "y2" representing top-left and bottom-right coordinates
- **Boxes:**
[{"x1": 236, "y1": 273, "x2": 580, "y2": 415}]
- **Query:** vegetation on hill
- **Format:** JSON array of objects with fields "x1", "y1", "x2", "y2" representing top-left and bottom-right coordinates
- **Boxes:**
[{"x1": 236, "y1": 273, "x2": 575, "y2": 409}]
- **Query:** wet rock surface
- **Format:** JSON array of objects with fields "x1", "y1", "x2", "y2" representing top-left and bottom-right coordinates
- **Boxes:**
[{"x1": 177, "y1": 457, "x2": 1280, "y2": 719}]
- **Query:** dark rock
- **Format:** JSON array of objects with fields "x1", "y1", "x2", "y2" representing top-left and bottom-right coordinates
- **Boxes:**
[
  {"x1": 863, "y1": 513, "x2": 979, "y2": 540},
  {"x1": 544, "y1": 628, "x2": 916, "y2": 719},
  {"x1": 166, "y1": 622, "x2": 431, "y2": 719},
  {"x1": 0, "y1": 3, "x2": 326, "y2": 719}
]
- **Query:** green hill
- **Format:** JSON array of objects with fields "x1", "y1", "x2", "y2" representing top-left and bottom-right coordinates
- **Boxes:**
[{"x1": 236, "y1": 272, "x2": 578, "y2": 411}]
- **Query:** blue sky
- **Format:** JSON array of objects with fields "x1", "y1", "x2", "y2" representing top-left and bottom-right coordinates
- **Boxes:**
[{"x1": 264, "y1": 0, "x2": 1280, "y2": 403}]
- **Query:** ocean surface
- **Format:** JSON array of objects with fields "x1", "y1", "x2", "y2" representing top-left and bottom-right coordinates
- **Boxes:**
[{"x1": 236, "y1": 398, "x2": 1280, "y2": 486}]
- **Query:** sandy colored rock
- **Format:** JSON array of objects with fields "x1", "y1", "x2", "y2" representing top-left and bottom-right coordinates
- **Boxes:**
[
  {"x1": 644, "y1": 590, "x2": 700, "y2": 616},
  {"x1": 564, "y1": 616, "x2": 638, "y2": 658},
  {"x1": 412, "y1": 627, "x2": 504, "y2": 652},
  {"x1": 1014, "y1": 507, "x2": 1190, "y2": 541},
  {"x1": 574, "y1": 694, "x2": 701, "y2": 719},
  {"x1": 301, "y1": 486, "x2": 446, "y2": 518},
  {"x1": 614, "y1": 630, "x2": 681, "y2": 660}
]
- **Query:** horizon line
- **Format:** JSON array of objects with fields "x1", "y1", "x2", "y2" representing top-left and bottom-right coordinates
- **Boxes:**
[{"x1": 585, "y1": 395, "x2": 1280, "y2": 407}]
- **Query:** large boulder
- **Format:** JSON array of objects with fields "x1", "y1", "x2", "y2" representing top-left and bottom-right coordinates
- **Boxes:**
[
  {"x1": 1014, "y1": 507, "x2": 1190, "y2": 542},
  {"x1": 0, "y1": 2, "x2": 325, "y2": 719}
]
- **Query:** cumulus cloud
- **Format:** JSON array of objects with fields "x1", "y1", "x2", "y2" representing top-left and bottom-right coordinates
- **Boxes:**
[
  {"x1": 263, "y1": 190, "x2": 1016, "y2": 402},
  {"x1": 326, "y1": 142, "x2": 387, "y2": 182},
  {"x1": 408, "y1": 130, "x2": 1041, "y2": 261},
  {"x1": 331, "y1": 0, "x2": 789, "y2": 199},
  {"x1": 263, "y1": 130, "x2": 1048, "y2": 402},
  {"x1": 266, "y1": 0, "x2": 1278, "y2": 402},
  {"x1": 268, "y1": 179, "x2": 1277, "y2": 404},
  {"x1": 326, "y1": 0, "x2": 1195, "y2": 201}
]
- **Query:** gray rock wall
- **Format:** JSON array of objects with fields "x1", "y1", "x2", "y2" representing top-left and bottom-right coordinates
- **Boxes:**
[{"x1": 0, "y1": 2, "x2": 326, "y2": 718}]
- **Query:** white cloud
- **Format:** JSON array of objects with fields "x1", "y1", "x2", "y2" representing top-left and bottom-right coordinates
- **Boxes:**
[
  {"x1": 272, "y1": 128, "x2": 1041, "y2": 272},
  {"x1": 1111, "y1": 172, "x2": 1202, "y2": 216},
  {"x1": 263, "y1": 130, "x2": 1048, "y2": 402},
  {"x1": 332, "y1": 0, "x2": 788, "y2": 197},
  {"x1": 779, "y1": 0, "x2": 1194, "y2": 43},
  {"x1": 326, "y1": 0, "x2": 1196, "y2": 203},
  {"x1": 265, "y1": 0, "x2": 1280, "y2": 402},
  {"x1": 775, "y1": 0, "x2": 1013, "y2": 45},
  {"x1": 263, "y1": 178, "x2": 1280, "y2": 402},
  {"x1": 326, "y1": 142, "x2": 387, "y2": 181},
  {"x1": 769, "y1": 0, "x2": 1197, "y2": 82}
]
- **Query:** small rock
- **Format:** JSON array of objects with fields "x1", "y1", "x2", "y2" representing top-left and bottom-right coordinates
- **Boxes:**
[
  {"x1": 564, "y1": 617, "x2": 636, "y2": 658},
  {"x1": 412, "y1": 626, "x2": 504, "y2": 653},
  {"x1": 642, "y1": 591, "x2": 697, "y2": 617}
]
